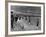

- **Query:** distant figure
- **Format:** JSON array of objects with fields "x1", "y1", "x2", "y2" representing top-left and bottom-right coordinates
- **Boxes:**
[{"x1": 37, "y1": 19, "x2": 39, "y2": 26}]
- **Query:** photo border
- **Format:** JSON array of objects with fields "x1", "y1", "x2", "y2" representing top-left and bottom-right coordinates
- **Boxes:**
[{"x1": 5, "y1": 1, "x2": 45, "y2": 36}]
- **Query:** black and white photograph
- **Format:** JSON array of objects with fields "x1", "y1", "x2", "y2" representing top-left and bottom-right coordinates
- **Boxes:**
[
  {"x1": 8, "y1": 2, "x2": 44, "y2": 35},
  {"x1": 11, "y1": 6, "x2": 41, "y2": 31}
]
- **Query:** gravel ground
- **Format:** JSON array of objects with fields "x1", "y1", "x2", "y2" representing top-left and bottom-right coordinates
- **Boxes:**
[{"x1": 11, "y1": 19, "x2": 41, "y2": 31}]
